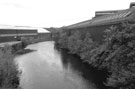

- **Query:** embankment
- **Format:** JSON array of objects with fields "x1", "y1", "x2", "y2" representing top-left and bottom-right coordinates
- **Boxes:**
[
  {"x1": 0, "y1": 40, "x2": 35, "y2": 89},
  {"x1": 54, "y1": 23, "x2": 135, "y2": 89}
]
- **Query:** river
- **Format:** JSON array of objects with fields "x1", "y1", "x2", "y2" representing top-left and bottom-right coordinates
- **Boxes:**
[{"x1": 15, "y1": 41, "x2": 106, "y2": 89}]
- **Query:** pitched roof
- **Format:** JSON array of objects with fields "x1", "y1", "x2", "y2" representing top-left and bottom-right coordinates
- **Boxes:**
[
  {"x1": 67, "y1": 7, "x2": 135, "y2": 29},
  {"x1": 66, "y1": 19, "x2": 92, "y2": 29},
  {"x1": 90, "y1": 8, "x2": 135, "y2": 26}
]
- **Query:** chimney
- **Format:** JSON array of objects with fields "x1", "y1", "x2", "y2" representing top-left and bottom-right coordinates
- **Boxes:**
[{"x1": 130, "y1": 2, "x2": 135, "y2": 8}]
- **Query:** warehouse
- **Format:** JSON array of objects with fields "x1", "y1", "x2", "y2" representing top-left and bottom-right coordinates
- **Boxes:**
[
  {"x1": 37, "y1": 28, "x2": 52, "y2": 41},
  {"x1": 66, "y1": 3, "x2": 135, "y2": 42},
  {"x1": 0, "y1": 25, "x2": 52, "y2": 43},
  {"x1": 0, "y1": 26, "x2": 38, "y2": 43}
]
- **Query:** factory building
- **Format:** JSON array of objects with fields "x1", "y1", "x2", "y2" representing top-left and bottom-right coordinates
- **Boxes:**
[
  {"x1": 0, "y1": 25, "x2": 51, "y2": 43},
  {"x1": 37, "y1": 28, "x2": 52, "y2": 41},
  {"x1": 0, "y1": 26, "x2": 37, "y2": 43},
  {"x1": 66, "y1": 2, "x2": 135, "y2": 42}
]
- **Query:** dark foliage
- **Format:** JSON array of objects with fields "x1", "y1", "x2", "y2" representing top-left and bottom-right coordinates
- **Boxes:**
[
  {"x1": 0, "y1": 46, "x2": 20, "y2": 89},
  {"x1": 91, "y1": 24, "x2": 135, "y2": 89},
  {"x1": 54, "y1": 23, "x2": 135, "y2": 89}
]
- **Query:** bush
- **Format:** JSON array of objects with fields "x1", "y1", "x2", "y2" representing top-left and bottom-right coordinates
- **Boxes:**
[
  {"x1": 89, "y1": 24, "x2": 135, "y2": 89},
  {"x1": 0, "y1": 46, "x2": 19, "y2": 89},
  {"x1": 55, "y1": 23, "x2": 135, "y2": 89}
]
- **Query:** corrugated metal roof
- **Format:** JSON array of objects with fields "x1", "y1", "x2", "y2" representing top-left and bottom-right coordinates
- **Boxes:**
[
  {"x1": 37, "y1": 28, "x2": 50, "y2": 33},
  {"x1": 66, "y1": 7, "x2": 135, "y2": 29},
  {"x1": 0, "y1": 25, "x2": 50, "y2": 33},
  {"x1": 66, "y1": 20, "x2": 92, "y2": 29},
  {"x1": 90, "y1": 8, "x2": 134, "y2": 26},
  {"x1": 0, "y1": 25, "x2": 37, "y2": 30}
]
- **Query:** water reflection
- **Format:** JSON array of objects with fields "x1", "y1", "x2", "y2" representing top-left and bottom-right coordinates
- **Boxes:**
[
  {"x1": 60, "y1": 49, "x2": 109, "y2": 89},
  {"x1": 15, "y1": 41, "x2": 95, "y2": 89}
]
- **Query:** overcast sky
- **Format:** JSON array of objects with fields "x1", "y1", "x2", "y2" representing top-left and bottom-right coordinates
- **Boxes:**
[{"x1": 0, "y1": 0, "x2": 134, "y2": 27}]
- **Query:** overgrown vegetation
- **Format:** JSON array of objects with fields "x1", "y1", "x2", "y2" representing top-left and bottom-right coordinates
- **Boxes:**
[
  {"x1": 0, "y1": 41, "x2": 31, "y2": 89},
  {"x1": 0, "y1": 46, "x2": 20, "y2": 89},
  {"x1": 54, "y1": 23, "x2": 135, "y2": 89},
  {"x1": 0, "y1": 36, "x2": 51, "y2": 89}
]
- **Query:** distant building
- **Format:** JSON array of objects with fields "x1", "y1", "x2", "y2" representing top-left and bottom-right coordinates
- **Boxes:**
[
  {"x1": 94, "y1": 10, "x2": 120, "y2": 18},
  {"x1": 0, "y1": 26, "x2": 37, "y2": 42},
  {"x1": 130, "y1": 2, "x2": 135, "y2": 8},
  {"x1": 37, "y1": 28, "x2": 52, "y2": 41},
  {"x1": 0, "y1": 26, "x2": 52, "y2": 43}
]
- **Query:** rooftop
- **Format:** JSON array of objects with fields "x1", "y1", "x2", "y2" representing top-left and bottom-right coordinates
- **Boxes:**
[
  {"x1": 90, "y1": 8, "x2": 135, "y2": 26},
  {"x1": 0, "y1": 25, "x2": 50, "y2": 33},
  {"x1": 66, "y1": 3, "x2": 135, "y2": 29}
]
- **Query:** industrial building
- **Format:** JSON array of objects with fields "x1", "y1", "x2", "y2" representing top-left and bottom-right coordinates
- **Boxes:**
[
  {"x1": 66, "y1": 2, "x2": 135, "y2": 42},
  {"x1": 0, "y1": 25, "x2": 51, "y2": 43},
  {"x1": 37, "y1": 28, "x2": 52, "y2": 41}
]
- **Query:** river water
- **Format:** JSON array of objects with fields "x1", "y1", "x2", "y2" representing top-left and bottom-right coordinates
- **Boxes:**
[{"x1": 15, "y1": 41, "x2": 102, "y2": 89}]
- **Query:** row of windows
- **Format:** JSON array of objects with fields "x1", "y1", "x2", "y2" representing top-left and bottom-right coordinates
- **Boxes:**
[
  {"x1": 0, "y1": 29, "x2": 37, "y2": 34},
  {"x1": 0, "y1": 33, "x2": 37, "y2": 37}
]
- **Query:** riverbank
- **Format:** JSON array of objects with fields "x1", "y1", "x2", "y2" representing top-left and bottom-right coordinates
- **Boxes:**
[
  {"x1": 53, "y1": 23, "x2": 135, "y2": 89},
  {"x1": 0, "y1": 39, "x2": 37, "y2": 89},
  {"x1": 0, "y1": 35, "x2": 52, "y2": 89},
  {"x1": 0, "y1": 46, "x2": 20, "y2": 89}
]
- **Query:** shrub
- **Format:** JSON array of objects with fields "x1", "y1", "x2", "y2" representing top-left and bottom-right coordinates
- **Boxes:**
[
  {"x1": 90, "y1": 24, "x2": 135, "y2": 89},
  {"x1": 0, "y1": 46, "x2": 19, "y2": 88},
  {"x1": 55, "y1": 23, "x2": 135, "y2": 89}
]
